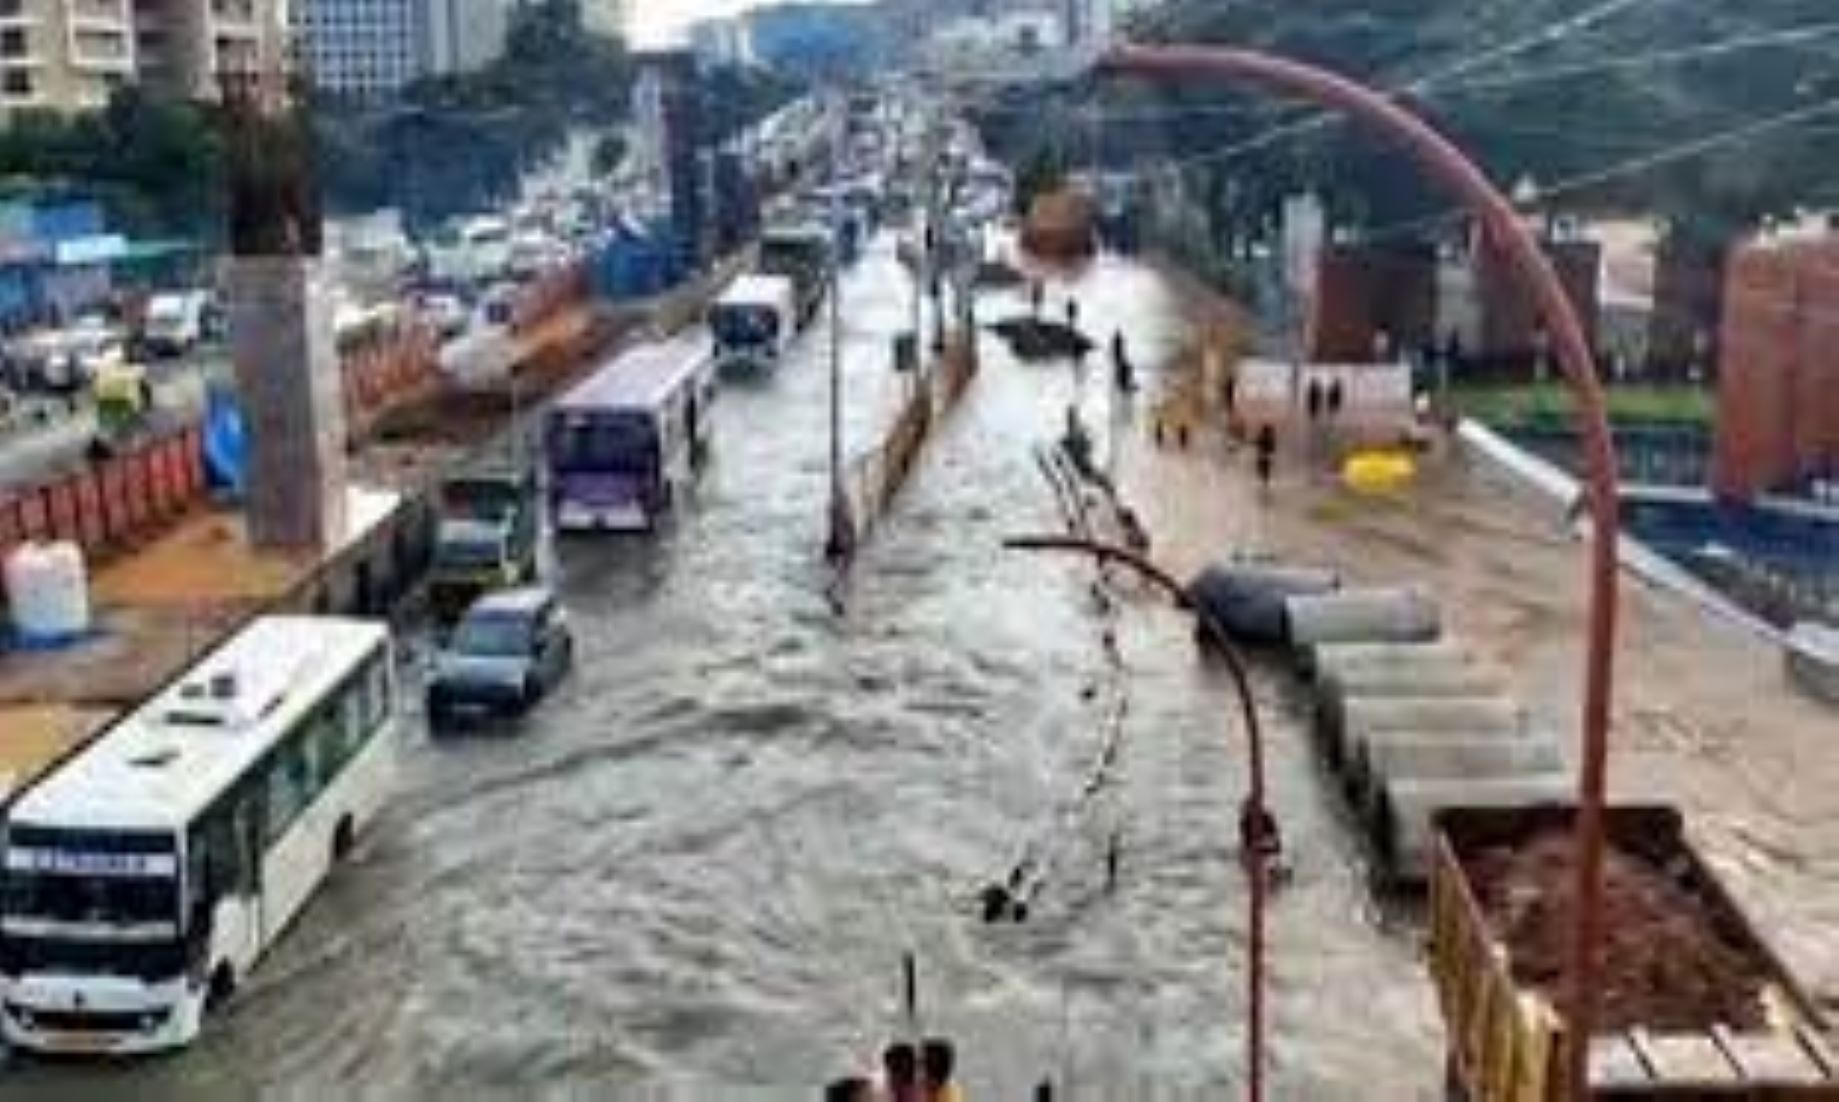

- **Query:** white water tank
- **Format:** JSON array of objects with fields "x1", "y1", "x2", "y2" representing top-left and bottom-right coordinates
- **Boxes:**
[{"x1": 5, "y1": 541, "x2": 91, "y2": 645}]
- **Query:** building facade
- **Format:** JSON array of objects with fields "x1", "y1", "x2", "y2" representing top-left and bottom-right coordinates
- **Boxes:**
[
  {"x1": 418, "y1": 0, "x2": 504, "y2": 78},
  {"x1": 0, "y1": 0, "x2": 284, "y2": 117},
  {"x1": 1715, "y1": 240, "x2": 1839, "y2": 500},
  {"x1": 292, "y1": 0, "x2": 419, "y2": 98}
]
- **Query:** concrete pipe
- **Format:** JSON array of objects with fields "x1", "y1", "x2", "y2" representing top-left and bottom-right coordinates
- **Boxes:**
[
  {"x1": 1283, "y1": 585, "x2": 1441, "y2": 650},
  {"x1": 1186, "y1": 563, "x2": 1340, "y2": 647},
  {"x1": 1322, "y1": 693, "x2": 1524, "y2": 769},
  {"x1": 1369, "y1": 773, "x2": 1574, "y2": 887},
  {"x1": 1349, "y1": 731, "x2": 1563, "y2": 818},
  {"x1": 1300, "y1": 638, "x2": 1469, "y2": 680},
  {"x1": 1316, "y1": 670, "x2": 1507, "y2": 762}
]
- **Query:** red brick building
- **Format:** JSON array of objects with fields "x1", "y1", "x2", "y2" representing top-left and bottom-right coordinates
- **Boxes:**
[{"x1": 1715, "y1": 241, "x2": 1839, "y2": 500}]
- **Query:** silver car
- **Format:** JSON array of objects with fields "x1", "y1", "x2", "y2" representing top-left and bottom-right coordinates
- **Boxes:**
[{"x1": 426, "y1": 586, "x2": 573, "y2": 727}]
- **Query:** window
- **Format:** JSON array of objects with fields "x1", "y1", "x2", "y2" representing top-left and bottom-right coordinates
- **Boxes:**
[
  {"x1": 0, "y1": 0, "x2": 22, "y2": 16},
  {"x1": 0, "y1": 29, "x2": 27, "y2": 58},
  {"x1": 263, "y1": 734, "x2": 314, "y2": 843},
  {"x1": 2, "y1": 69, "x2": 30, "y2": 96}
]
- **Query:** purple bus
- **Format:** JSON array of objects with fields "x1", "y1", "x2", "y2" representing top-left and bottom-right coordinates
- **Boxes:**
[{"x1": 546, "y1": 334, "x2": 716, "y2": 532}]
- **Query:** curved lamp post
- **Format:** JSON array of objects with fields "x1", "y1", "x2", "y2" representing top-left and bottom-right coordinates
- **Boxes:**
[
  {"x1": 1004, "y1": 533, "x2": 1277, "y2": 1098},
  {"x1": 1081, "y1": 45, "x2": 1624, "y2": 1102}
]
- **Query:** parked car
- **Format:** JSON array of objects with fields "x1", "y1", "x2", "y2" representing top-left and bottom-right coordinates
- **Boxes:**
[
  {"x1": 426, "y1": 587, "x2": 573, "y2": 727},
  {"x1": 13, "y1": 317, "x2": 125, "y2": 394}
]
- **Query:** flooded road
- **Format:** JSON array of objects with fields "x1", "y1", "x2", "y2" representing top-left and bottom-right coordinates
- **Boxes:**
[{"x1": 5, "y1": 239, "x2": 1441, "y2": 1098}]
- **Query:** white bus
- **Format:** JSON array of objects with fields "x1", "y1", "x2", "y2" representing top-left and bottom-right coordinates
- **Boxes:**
[
  {"x1": 708, "y1": 274, "x2": 797, "y2": 375},
  {"x1": 0, "y1": 616, "x2": 397, "y2": 1055}
]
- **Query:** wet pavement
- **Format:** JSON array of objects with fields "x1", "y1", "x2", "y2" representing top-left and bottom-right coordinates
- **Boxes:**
[{"x1": 29, "y1": 235, "x2": 1838, "y2": 1098}]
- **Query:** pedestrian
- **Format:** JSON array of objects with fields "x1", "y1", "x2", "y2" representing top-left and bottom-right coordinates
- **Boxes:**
[
  {"x1": 1029, "y1": 280, "x2": 1044, "y2": 318},
  {"x1": 825, "y1": 1076, "x2": 875, "y2": 1101},
  {"x1": 1254, "y1": 423, "x2": 1277, "y2": 491},
  {"x1": 1111, "y1": 329, "x2": 1135, "y2": 393},
  {"x1": 883, "y1": 1042, "x2": 922, "y2": 1102},
  {"x1": 1327, "y1": 377, "x2": 1344, "y2": 418},
  {"x1": 1304, "y1": 378, "x2": 1323, "y2": 422},
  {"x1": 1105, "y1": 830, "x2": 1122, "y2": 894},
  {"x1": 921, "y1": 1038, "x2": 963, "y2": 1102},
  {"x1": 1065, "y1": 297, "x2": 1080, "y2": 330}
]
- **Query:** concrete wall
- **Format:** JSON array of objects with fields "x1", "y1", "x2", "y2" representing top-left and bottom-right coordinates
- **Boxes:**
[{"x1": 1309, "y1": 244, "x2": 1437, "y2": 363}]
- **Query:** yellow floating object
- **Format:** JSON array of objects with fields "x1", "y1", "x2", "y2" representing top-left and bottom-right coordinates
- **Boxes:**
[{"x1": 1343, "y1": 450, "x2": 1417, "y2": 493}]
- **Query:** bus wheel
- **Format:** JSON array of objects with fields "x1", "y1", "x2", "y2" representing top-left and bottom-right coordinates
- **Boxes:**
[
  {"x1": 332, "y1": 817, "x2": 356, "y2": 862},
  {"x1": 206, "y1": 963, "x2": 236, "y2": 1012}
]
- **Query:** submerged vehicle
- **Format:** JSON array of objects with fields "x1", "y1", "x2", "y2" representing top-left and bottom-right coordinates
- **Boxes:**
[
  {"x1": 426, "y1": 586, "x2": 574, "y2": 726},
  {"x1": 427, "y1": 464, "x2": 539, "y2": 621},
  {"x1": 546, "y1": 334, "x2": 715, "y2": 533},
  {"x1": 709, "y1": 274, "x2": 796, "y2": 376}
]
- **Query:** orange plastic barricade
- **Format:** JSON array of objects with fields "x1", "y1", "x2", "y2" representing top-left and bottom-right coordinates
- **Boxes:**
[
  {"x1": 75, "y1": 474, "x2": 105, "y2": 548},
  {"x1": 180, "y1": 428, "x2": 204, "y2": 495},
  {"x1": 0, "y1": 498, "x2": 23, "y2": 555},
  {"x1": 46, "y1": 480, "x2": 79, "y2": 544},
  {"x1": 17, "y1": 490, "x2": 49, "y2": 542},
  {"x1": 98, "y1": 462, "x2": 128, "y2": 544}
]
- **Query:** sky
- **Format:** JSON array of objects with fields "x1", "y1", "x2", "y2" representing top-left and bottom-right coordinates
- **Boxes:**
[{"x1": 626, "y1": 0, "x2": 860, "y2": 49}]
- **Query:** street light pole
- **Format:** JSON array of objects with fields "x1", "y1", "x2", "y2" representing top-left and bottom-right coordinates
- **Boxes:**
[{"x1": 1100, "y1": 45, "x2": 1622, "y2": 1102}]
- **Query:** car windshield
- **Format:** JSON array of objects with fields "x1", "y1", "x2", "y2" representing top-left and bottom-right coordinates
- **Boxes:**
[
  {"x1": 435, "y1": 528, "x2": 505, "y2": 569},
  {"x1": 450, "y1": 612, "x2": 532, "y2": 657}
]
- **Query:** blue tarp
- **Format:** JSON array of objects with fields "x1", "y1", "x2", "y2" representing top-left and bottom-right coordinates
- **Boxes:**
[{"x1": 203, "y1": 387, "x2": 247, "y2": 498}]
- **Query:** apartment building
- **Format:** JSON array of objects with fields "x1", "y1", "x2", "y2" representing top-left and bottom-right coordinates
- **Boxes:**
[{"x1": 0, "y1": 0, "x2": 283, "y2": 116}]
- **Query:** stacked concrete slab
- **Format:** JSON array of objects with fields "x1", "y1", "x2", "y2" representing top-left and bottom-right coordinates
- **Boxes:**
[{"x1": 1288, "y1": 590, "x2": 1572, "y2": 887}]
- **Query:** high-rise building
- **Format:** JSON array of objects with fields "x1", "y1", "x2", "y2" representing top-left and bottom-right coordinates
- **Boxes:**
[
  {"x1": 292, "y1": 0, "x2": 420, "y2": 98},
  {"x1": 420, "y1": 0, "x2": 506, "y2": 76},
  {"x1": 0, "y1": 0, "x2": 284, "y2": 116}
]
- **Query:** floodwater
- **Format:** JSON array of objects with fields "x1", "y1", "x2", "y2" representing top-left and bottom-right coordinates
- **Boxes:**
[{"x1": 4, "y1": 238, "x2": 1442, "y2": 1099}]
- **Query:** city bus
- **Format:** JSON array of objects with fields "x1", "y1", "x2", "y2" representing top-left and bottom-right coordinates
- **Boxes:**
[
  {"x1": 546, "y1": 333, "x2": 716, "y2": 533},
  {"x1": 0, "y1": 616, "x2": 398, "y2": 1054},
  {"x1": 708, "y1": 274, "x2": 796, "y2": 376}
]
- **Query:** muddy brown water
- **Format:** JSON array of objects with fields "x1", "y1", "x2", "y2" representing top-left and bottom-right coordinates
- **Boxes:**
[{"x1": 2, "y1": 241, "x2": 1442, "y2": 1099}]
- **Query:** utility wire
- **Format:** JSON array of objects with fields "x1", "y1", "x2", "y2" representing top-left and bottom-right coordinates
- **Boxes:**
[
  {"x1": 1150, "y1": 0, "x2": 1673, "y2": 172},
  {"x1": 1343, "y1": 95, "x2": 1839, "y2": 245}
]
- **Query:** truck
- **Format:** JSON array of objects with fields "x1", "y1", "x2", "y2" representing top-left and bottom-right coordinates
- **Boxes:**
[
  {"x1": 1429, "y1": 804, "x2": 1838, "y2": 1100},
  {"x1": 427, "y1": 463, "x2": 540, "y2": 622},
  {"x1": 140, "y1": 290, "x2": 212, "y2": 358},
  {"x1": 757, "y1": 223, "x2": 834, "y2": 329}
]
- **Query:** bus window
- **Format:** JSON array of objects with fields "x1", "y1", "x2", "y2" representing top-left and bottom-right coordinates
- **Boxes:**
[{"x1": 264, "y1": 740, "x2": 314, "y2": 844}]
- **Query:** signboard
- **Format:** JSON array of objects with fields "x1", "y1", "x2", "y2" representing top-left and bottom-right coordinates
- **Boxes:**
[
  {"x1": 53, "y1": 234, "x2": 128, "y2": 267},
  {"x1": 5, "y1": 848, "x2": 178, "y2": 878}
]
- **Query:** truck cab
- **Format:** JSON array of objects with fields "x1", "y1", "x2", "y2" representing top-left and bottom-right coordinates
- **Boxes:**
[{"x1": 427, "y1": 466, "x2": 539, "y2": 622}]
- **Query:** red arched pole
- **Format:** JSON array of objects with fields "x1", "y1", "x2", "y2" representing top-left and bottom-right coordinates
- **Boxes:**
[{"x1": 1100, "y1": 45, "x2": 1622, "y2": 1101}]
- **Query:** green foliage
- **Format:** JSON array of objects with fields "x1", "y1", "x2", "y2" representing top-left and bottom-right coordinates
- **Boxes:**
[
  {"x1": 1451, "y1": 382, "x2": 1715, "y2": 429},
  {"x1": 1093, "y1": 1, "x2": 1839, "y2": 247},
  {"x1": 0, "y1": 88, "x2": 222, "y2": 237}
]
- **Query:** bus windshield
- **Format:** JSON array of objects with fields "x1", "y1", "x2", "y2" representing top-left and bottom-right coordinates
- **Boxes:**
[
  {"x1": 549, "y1": 413, "x2": 658, "y2": 475},
  {"x1": 2, "y1": 828, "x2": 181, "y2": 929},
  {"x1": 711, "y1": 304, "x2": 781, "y2": 348},
  {"x1": 2, "y1": 872, "x2": 178, "y2": 928}
]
